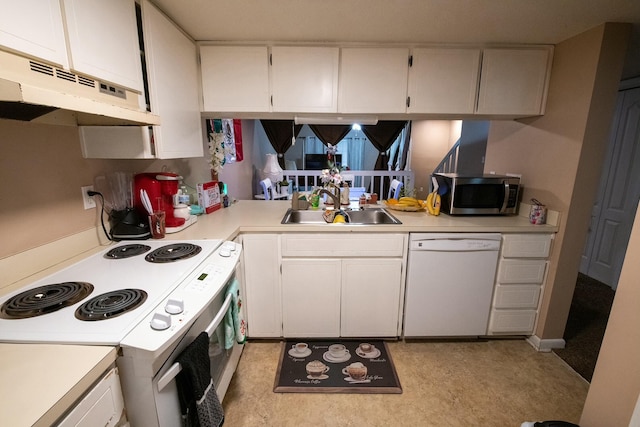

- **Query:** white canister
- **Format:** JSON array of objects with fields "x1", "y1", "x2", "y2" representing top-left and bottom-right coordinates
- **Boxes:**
[
  {"x1": 529, "y1": 199, "x2": 547, "y2": 225},
  {"x1": 173, "y1": 203, "x2": 191, "y2": 220}
]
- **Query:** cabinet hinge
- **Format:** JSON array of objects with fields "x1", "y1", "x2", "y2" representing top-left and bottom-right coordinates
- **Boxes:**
[
  {"x1": 406, "y1": 96, "x2": 411, "y2": 108},
  {"x1": 408, "y1": 55, "x2": 413, "y2": 67}
]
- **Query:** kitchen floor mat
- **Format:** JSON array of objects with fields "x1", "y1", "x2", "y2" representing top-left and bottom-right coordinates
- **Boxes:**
[{"x1": 274, "y1": 340, "x2": 402, "y2": 394}]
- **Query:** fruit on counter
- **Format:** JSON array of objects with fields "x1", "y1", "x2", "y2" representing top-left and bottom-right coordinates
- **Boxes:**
[
  {"x1": 426, "y1": 191, "x2": 441, "y2": 216},
  {"x1": 398, "y1": 197, "x2": 425, "y2": 208}
]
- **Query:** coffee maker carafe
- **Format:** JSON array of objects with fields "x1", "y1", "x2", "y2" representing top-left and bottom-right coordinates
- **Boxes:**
[{"x1": 134, "y1": 173, "x2": 186, "y2": 229}]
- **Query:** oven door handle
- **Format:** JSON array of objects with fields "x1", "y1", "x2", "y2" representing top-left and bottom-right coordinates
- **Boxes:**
[{"x1": 157, "y1": 292, "x2": 233, "y2": 392}]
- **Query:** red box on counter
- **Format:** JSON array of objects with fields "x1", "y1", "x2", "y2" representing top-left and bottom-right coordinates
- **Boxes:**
[{"x1": 197, "y1": 181, "x2": 221, "y2": 214}]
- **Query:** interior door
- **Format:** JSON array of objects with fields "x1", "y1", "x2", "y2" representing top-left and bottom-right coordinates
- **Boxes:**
[{"x1": 581, "y1": 86, "x2": 640, "y2": 289}]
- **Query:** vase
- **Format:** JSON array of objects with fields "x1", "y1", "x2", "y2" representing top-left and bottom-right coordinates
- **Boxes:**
[{"x1": 262, "y1": 153, "x2": 283, "y2": 184}]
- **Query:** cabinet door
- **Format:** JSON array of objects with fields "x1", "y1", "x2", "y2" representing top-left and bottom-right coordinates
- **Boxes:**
[
  {"x1": 63, "y1": 0, "x2": 143, "y2": 92},
  {"x1": 341, "y1": 259, "x2": 403, "y2": 337},
  {"x1": 243, "y1": 234, "x2": 282, "y2": 337},
  {"x1": 477, "y1": 47, "x2": 552, "y2": 116},
  {"x1": 141, "y1": 0, "x2": 203, "y2": 159},
  {"x1": 271, "y1": 46, "x2": 339, "y2": 113},
  {"x1": 408, "y1": 47, "x2": 480, "y2": 114},
  {"x1": 0, "y1": 0, "x2": 68, "y2": 67},
  {"x1": 201, "y1": 45, "x2": 270, "y2": 112},
  {"x1": 338, "y1": 47, "x2": 409, "y2": 114},
  {"x1": 281, "y1": 259, "x2": 341, "y2": 337}
]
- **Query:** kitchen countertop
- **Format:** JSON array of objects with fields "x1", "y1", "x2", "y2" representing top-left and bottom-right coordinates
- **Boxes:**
[
  {"x1": 173, "y1": 200, "x2": 559, "y2": 240},
  {"x1": 0, "y1": 200, "x2": 558, "y2": 425},
  {"x1": 1, "y1": 344, "x2": 117, "y2": 427}
]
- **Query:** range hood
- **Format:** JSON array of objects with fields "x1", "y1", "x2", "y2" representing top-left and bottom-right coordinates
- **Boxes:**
[{"x1": 0, "y1": 50, "x2": 160, "y2": 126}]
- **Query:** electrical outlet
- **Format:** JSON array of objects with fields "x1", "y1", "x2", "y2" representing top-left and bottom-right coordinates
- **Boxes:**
[{"x1": 81, "y1": 185, "x2": 96, "y2": 209}]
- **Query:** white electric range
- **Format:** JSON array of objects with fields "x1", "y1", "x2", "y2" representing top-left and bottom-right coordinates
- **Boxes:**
[{"x1": 0, "y1": 239, "x2": 244, "y2": 427}]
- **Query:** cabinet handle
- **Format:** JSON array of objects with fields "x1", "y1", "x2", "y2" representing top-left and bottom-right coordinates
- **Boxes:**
[
  {"x1": 270, "y1": 53, "x2": 272, "y2": 65},
  {"x1": 408, "y1": 55, "x2": 413, "y2": 67},
  {"x1": 406, "y1": 96, "x2": 411, "y2": 108}
]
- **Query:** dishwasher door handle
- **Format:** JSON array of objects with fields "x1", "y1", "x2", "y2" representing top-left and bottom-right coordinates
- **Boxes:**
[{"x1": 412, "y1": 239, "x2": 501, "y2": 251}]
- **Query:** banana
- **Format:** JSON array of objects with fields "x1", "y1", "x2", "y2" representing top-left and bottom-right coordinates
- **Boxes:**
[
  {"x1": 426, "y1": 192, "x2": 435, "y2": 215},
  {"x1": 426, "y1": 191, "x2": 441, "y2": 216},
  {"x1": 399, "y1": 197, "x2": 418, "y2": 204}
]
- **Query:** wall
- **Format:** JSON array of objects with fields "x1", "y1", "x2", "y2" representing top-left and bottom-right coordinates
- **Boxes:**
[
  {"x1": 484, "y1": 23, "x2": 632, "y2": 340},
  {"x1": 409, "y1": 120, "x2": 461, "y2": 199},
  {"x1": 580, "y1": 202, "x2": 640, "y2": 426},
  {"x1": 216, "y1": 120, "x2": 255, "y2": 201},
  {"x1": 0, "y1": 118, "x2": 249, "y2": 260}
]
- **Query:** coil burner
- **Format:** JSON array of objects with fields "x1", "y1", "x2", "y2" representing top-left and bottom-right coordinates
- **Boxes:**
[
  {"x1": 104, "y1": 244, "x2": 151, "y2": 259},
  {"x1": 0, "y1": 282, "x2": 94, "y2": 319},
  {"x1": 74, "y1": 289, "x2": 148, "y2": 321},
  {"x1": 144, "y1": 243, "x2": 202, "y2": 263}
]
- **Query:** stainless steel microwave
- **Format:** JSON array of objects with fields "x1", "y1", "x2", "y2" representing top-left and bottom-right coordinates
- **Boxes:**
[{"x1": 432, "y1": 173, "x2": 521, "y2": 215}]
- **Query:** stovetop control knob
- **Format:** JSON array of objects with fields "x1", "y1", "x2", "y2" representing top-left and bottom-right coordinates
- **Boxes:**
[
  {"x1": 165, "y1": 297, "x2": 184, "y2": 315},
  {"x1": 150, "y1": 312, "x2": 171, "y2": 330}
]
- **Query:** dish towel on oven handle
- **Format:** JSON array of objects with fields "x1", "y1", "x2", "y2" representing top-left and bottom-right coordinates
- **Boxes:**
[
  {"x1": 175, "y1": 332, "x2": 224, "y2": 427},
  {"x1": 224, "y1": 277, "x2": 246, "y2": 350}
]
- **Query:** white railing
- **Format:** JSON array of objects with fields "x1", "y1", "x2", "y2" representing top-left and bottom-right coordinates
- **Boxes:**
[{"x1": 282, "y1": 170, "x2": 415, "y2": 199}]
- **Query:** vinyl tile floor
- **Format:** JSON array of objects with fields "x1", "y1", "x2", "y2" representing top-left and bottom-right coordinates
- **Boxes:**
[{"x1": 222, "y1": 339, "x2": 589, "y2": 427}]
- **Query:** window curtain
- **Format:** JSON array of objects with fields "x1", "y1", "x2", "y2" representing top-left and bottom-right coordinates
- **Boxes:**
[
  {"x1": 399, "y1": 120, "x2": 411, "y2": 170},
  {"x1": 260, "y1": 120, "x2": 303, "y2": 168},
  {"x1": 361, "y1": 121, "x2": 408, "y2": 194},
  {"x1": 308, "y1": 125, "x2": 352, "y2": 147}
]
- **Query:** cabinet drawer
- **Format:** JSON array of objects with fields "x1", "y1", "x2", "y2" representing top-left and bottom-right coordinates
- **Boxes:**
[
  {"x1": 488, "y1": 309, "x2": 537, "y2": 334},
  {"x1": 502, "y1": 234, "x2": 553, "y2": 258},
  {"x1": 497, "y1": 259, "x2": 547, "y2": 284},
  {"x1": 281, "y1": 233, "x2": 406, "y2": 257},
  {"x1": 493, "y1": 284, "x2": 541, "y2": 309}
]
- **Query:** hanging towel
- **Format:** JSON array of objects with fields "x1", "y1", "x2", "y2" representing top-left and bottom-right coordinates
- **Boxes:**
[
  {"x1": 224, "y1": 278, "x2": 246, "y2": 350},
  {"x1": 175, "y1": 332, "x2": 224, "y2": 427}
]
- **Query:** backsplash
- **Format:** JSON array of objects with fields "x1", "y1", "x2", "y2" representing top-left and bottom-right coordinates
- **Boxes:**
[{"x1": 0, "y1": 119, "x2": 211, "y2": 259}]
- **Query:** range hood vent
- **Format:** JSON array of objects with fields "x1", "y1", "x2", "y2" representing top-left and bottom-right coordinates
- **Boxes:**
[{"x1": 0, "y1": 50, "x2": 160, "y2": 126}]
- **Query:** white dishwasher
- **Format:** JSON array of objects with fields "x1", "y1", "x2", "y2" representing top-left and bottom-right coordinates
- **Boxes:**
[{"x1": 404, "y1": 233, "x2": 501, "y2": 337}]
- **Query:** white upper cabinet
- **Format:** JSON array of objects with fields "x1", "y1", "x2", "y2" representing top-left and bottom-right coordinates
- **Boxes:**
[
  {"x1": 200, "y1": 45, "x2": 270, "y2": 112},
  {"x1": 408, "y1": 47, "x2": 481, "y2": 114},
  {"x1": 477, "y1": 47, "x2": 553, "y2": 116},
  {"x1": 62, "y1": 0, "x2": 143, "y2": 92},
  {"x1": 338, "y1": 47, "x2": 409, "y2": 114},
  {"x1": 271, "y1": 46, "x2": 339, "y2": 113},
  {"x1": 80, "y1": 0, "x2": 203, "y2": 159},
  {"x1": 0, "y1": 0, "x2": 68, "y2": 68},
  {"x1": 141, "y1": 0, "x2": 202, "y2": 158}
]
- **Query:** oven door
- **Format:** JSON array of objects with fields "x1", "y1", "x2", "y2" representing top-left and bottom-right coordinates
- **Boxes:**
[{"x1": 152, "y1": 273, "x2": 244, "y2": 427}]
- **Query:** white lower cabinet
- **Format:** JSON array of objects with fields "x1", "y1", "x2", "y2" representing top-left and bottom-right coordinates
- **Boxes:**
[
  {"x1": 268, "y1": 233, "x2": 406, "y2": 338},
  {"x1": 56, "y1": 366, "x2": 126, "y2": 427},
  {"x1": 488, "y1": 234, "x2": 553, "y2": 335},
  {"x1": 242, "y1": 234, "x2": 283, "y2": 338},
  {"x1": 281, "y1": 259, "x2": 342, "y2": 337},
  {"x1": 341, "y1": 259, "x2": 403, "y2": 337}
]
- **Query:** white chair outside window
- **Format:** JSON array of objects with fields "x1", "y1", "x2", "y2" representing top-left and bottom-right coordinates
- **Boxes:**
[
  {"x1": 388, "y1": 179, "x2": 403, "y2": 199},
  {"x1": 259, "y1": 178, "x2": 275, "y2": 200}
]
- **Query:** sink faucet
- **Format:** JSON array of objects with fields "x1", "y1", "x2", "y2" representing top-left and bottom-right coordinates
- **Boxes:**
[{"x1": 318, "y1": 184, "x2": 341, "y2": 209}]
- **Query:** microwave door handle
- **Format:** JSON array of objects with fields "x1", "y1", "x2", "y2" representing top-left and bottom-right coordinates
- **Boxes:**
[
  {"x1": 157, "y1": 292, "x2": 233, "y2": 392},
  {"x1": 501, "y1": 181, "x2": 510, "y2": 212}
]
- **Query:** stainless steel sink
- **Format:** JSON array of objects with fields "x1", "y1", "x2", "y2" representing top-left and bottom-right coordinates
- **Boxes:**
[{"x1": 281, "y1": 208, "x2": 402, "y2": 225}]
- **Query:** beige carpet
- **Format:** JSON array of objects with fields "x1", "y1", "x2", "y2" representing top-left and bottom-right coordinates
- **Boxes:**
[{"x1": 222, "y1": 339, "x2": 589, "y2": 426}]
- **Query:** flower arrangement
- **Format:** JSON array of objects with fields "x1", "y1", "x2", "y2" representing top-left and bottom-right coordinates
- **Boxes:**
[{"x1": 320, "y1": 143, "x2": 342, "y2": 187}]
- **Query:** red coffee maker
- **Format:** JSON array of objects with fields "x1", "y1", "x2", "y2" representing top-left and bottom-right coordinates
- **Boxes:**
[{"x1": 134, "y1": 172, "x2": 186, "y2": 228}]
